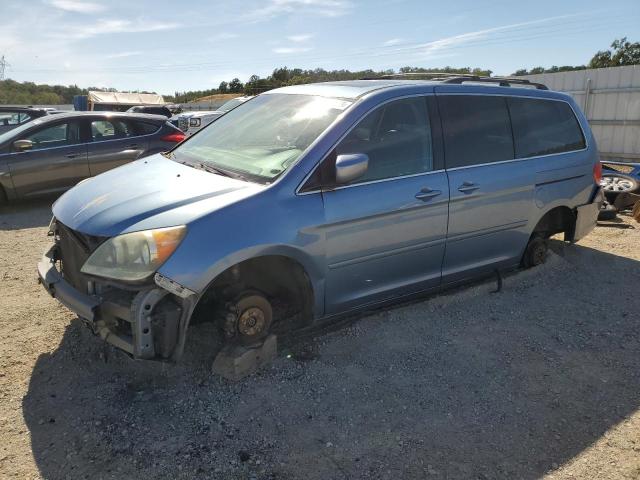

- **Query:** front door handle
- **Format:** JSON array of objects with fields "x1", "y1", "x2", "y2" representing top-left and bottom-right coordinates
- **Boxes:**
[
  {"x1": 126, "y1": 144, "x2": 140, "y2": 149},
  {"x1": 415, "y1": 188, "x2": 442, "y2": 201},
  {"x1": 65, "y1": 153, "x2": 81, "y2": 159},
  {"x1": 458, "y1": 181, "x2": 479, "y2": 193}
]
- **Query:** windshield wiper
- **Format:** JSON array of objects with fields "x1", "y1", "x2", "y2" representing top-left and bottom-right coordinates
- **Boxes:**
[{"x1": 193, "y1": 162, "x2": 236, "y2": 178}]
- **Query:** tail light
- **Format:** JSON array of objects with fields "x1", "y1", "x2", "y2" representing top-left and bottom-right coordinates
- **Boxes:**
[
  {"x1": 161, "y1": 132, "x2": 185, "y2": 143},
  {"x1": 593, "y1": 161, "x2": 602, "y2": 185}
]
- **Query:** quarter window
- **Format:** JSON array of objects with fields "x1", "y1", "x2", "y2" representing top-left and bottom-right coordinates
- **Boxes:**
[
  {"x1": 508, "y1": 97, "x2": 586, "y2": 158},
  {"x1": 132, "y1": 121, "x2": 160, "y2": 135},
  {"x1": 23, "y1": 122, "x2": 81, "y2": 150},
  {"x1": 438, "y1": 95, "x2": 514, "y2": 168},
  {"x1": 335, "y1": 97, "x2": 433, "y2": 184},
  {"x1": 91, "y1": 119, "x2": 132, "y2": 141}
]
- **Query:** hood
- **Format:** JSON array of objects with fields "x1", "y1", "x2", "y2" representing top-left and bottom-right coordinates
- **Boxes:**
[{"x1": 53, "y1": 154, "x2": 265, "y2": 237}]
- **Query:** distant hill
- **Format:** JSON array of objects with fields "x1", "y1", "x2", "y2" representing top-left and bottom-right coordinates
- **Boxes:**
[{"x1": 191, "y1": 93, "x2": 243, "y2": 104}]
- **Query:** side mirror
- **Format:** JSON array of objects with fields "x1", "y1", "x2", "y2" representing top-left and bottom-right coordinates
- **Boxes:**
[
  {"x1": 13, "y1": 139, "x2": 33, "y2": 151},
  {"x1": 335, "y1": 153, "x2": 368, "y2": 184}
]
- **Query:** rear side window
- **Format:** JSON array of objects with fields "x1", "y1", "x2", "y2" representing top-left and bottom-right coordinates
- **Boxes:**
[
  {"x1": 438, "y1": 95, "x2": 514, "y2": 168},
  {"x1": 132, "y1": 121, "x2": 160, "y2": 135},
  {"x1": 508, "y1": 97, "x2": 586, "y2": 158}
]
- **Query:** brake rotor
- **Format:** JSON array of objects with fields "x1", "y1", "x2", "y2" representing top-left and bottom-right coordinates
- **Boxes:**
[{"x1": 238, "y1": 306, "x2": 267, "y2": 337}]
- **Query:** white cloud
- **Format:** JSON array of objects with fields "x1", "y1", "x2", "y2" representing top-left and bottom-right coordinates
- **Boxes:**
[
  {"x1": 383, "y1": 38, "x2": 404, "y2": 46},
  {"x1": 287, "y1": 34, "x2": 313, "y2": 42},
  {"x1": 387, "y1": 13, "x2": 584, "y2": 58},
  {"x1": 273, "y1": 46, "x2": 312, "y2": 54},
  {"x1": 210, "y1": 32, "x2": 239, "y2": 42},
  {"x1": 246, "y1": 0, "x2": 352, "y2": 22},
  {"x1": 106, "y1": 51, "x2": 143, "y2": 59},
  {"x1": 48, "y1": 0, "x2": 106, "y2": 13},
  {"x1": 54, "y1": 18, "x2": 180, "y2": 39}
]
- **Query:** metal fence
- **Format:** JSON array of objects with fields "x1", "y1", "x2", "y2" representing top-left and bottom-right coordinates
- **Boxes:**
[{"x1": 524, "y1": 65, "x2": 640, "y2": 162}]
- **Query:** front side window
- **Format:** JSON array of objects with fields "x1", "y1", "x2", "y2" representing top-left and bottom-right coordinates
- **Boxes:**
[
  {"x1": 23, "y1": 121, "x2": 81, "y2": 150},
  {"x1": 91, "y1": 119, "x2": 132, "y2": 141},
  {"x1": 508, "y1": 97, "x2": 586, "y2": 158},
  {"x1": 173, "y1": 93, "x2": 352, "y2": 182},
  {"x1": 438, "y1": 95, "x2": 514, "y2": 168},
  {"x1": 335, "y1": 97, "x2": 433, "y2": 184}
]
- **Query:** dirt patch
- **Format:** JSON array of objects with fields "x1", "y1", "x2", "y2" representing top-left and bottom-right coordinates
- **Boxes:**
[{"x1": 1, "y1": 201, "x2": 639, "y2": 479}]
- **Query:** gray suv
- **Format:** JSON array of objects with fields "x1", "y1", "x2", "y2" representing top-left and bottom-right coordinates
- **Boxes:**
[{"x1": 38, "y1": 77, "x2": 602, "y2": 363}]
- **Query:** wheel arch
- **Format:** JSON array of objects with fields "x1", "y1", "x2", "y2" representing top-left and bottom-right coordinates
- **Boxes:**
[{"x1": 530, "y1": 204, "x2": 577, "y2": 241}]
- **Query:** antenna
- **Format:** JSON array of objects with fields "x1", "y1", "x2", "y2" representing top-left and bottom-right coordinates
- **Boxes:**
[{"x1": 0, "y1": 56, "x2": 9, "y2": 80}]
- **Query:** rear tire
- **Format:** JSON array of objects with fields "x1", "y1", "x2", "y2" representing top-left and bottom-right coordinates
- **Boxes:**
[{"x1": 522, "y1": 235, "x2": 548, "y2": 268}]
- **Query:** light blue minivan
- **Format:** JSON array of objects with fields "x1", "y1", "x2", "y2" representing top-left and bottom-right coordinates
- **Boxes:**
[{"x1": 38, "y1": 76, "x2": 603, "y2": 362}]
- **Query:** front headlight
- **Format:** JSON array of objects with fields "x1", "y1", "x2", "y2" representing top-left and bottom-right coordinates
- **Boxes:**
[
  {"x1": 81, "y1": 226, "x2": 186, "y2": 281},
  {"x1": 189, "y1": 118, "x2": 201, "y2": 127}
]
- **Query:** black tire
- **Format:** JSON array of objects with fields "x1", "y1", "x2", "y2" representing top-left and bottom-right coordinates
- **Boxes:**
[
  {"x1": 601, "y1": 173, "x2": 640, "y2": 200},
  {"x1": 522, "y1": 236, "x2": 548, "y2": 268},
  {"x1": 231, "y1": 292, "x2": 273, "y2": 346},
  {"x1": 598, "y1": 202, "x2": 618, "y2": 221}
]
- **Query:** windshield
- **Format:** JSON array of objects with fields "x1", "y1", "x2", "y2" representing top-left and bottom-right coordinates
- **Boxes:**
[
  {"x1": 172, "y1": 93, "x2": 352, "y2": 182},
  {"x1": 219, "y1": 98, "x2": 245, "y2": 112}
]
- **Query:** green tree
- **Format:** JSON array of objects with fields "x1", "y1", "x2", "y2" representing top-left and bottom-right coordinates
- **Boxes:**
[
  {"x1": 228, "y1": 78, "x2": 243, "y2": 93},
  {"x1": 218, "y1": 81, "x2": 228, "y2": 93},
  {"x1": 589, "y1": 37, "x2": 640, "y2": 68}
]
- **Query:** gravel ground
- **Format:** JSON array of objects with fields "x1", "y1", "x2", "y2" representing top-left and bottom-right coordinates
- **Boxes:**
[{"x1": 1, "y1": 199, "x2": 639, "y2": 480}]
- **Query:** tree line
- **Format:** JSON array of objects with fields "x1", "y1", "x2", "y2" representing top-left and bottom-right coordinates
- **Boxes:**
[{"x1": 1, "y1": 38, "x2": 637, "y2": 105}]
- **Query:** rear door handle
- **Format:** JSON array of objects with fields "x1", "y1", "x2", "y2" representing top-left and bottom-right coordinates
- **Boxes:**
[
  {"x1": 126, "y1": 144, "x2": 140, "y2": 149},
  {"x1": 415, "y1": 188, "x2": 442, "y2": 201},
  {"x1": 458, "y1": 182, "x2": 479, "y2": 193},
  {"x1": 65, "y1": 153, "x2": 81, "y2": 159}
]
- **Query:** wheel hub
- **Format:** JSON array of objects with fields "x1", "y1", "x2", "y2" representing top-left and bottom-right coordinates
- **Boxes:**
[
  {"x1": 601, "y1": 176, "x2": 634, "y2": 192},
  {"x1": 238, "y1": 307, "x2": 266, "y2": 336}
]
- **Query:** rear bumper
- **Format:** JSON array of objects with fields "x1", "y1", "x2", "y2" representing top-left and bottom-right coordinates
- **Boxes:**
[
  {"x1": 573, "y1": 187, "x2": 604, "y2": 241},
  {"x1": 37, "y1": 244, "x2": 190, "y2": 360}
]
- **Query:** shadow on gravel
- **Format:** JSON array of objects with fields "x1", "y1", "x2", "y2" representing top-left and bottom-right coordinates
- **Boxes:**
[
  {"x1": 0, "y1": 197, "x2": 56, "y2": 230},
  {"x1": 23, "y1": 242, "x2": 640, "y2": 479}
]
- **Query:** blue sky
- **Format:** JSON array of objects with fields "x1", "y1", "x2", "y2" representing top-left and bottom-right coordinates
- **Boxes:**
[{"x1": 1, "y1": 0, "x2": 639, "y2": 95}]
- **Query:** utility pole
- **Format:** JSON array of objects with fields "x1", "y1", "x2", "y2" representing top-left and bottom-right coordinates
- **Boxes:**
[{"x1": 0, "y1": 56, "x2": 9, "y2": 80}]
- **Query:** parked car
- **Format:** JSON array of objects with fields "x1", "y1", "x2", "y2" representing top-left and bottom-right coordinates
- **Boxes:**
[
  {"x1": 0, "y1": 111, "x2": 185, "y2": 202},
  {"x1": 126, "y1": 105, "x2": 173, "y2": 118},
  {"x1": 597, "y1": 160, "x2": 640, "y2": 220},
  {"x1": 38, "y1": 78, "x2": 602, "y2": 363},
  {"x1": 173, "y1": 96, "x2": 253, "y2": 135},
  {"x1": 0, "y1": 106, "x2": 52, "y2": 134}
]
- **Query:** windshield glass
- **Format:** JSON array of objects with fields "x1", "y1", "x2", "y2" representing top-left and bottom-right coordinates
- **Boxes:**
[
  {"x1": 173, "y1": 93, "x2": 352, "y2": 182},
  {"x1": 219, "y1": 98, "x2": 245, "y2": 111}
]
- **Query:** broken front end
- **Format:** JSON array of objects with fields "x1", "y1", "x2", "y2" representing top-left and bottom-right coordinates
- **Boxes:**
[{"x1": 37, "y1": 218, "x2": 197, "y2": 361}]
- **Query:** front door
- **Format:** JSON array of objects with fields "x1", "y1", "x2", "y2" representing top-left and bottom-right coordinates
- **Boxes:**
[
  {"x1": 320, "y1": 96, "x2": 449, "y2": 313},
  {"x1": 7, "y1": 120, "x2": 89, "y2": 198}
]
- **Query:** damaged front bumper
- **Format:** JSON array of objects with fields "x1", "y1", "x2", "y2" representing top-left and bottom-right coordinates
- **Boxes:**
[{"x1": 37, "y1": 244, "x2": 197, "y2": 361}]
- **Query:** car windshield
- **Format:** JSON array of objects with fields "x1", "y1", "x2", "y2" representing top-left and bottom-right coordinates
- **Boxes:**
[
  {"x1": 219, "y1": 98, "x2": 245, "y2": 112},
  {"x1": 172, "y1": 93, "x2": 352, "y2": 182}
]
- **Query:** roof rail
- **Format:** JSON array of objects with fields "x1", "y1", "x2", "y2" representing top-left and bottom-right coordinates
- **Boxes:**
[
  {"x1": 360, "y1": 72, "x2": 478, "y2": 81},
  {"x1": 358, "y1": 73, "x2": 548, "y2": 90},
  {"x1": 440, "y1": 75, "x2": 548, "y2": 90}
]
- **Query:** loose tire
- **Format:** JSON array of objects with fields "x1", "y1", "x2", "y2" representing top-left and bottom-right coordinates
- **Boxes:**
[
  {"x1": 522, "y1": 236, "x2": 548, "y2": 268},
  {"x1": 601, "y1": 173, "x2": 640, "y2": 200}
]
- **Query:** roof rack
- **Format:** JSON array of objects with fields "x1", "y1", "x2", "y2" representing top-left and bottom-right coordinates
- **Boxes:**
[
  {"x1": 441, "y1": 75, "x2": 548, "y2": 90},
  {"x1": 359, "y1": 73, "x2": 548, "y2": 90}
]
